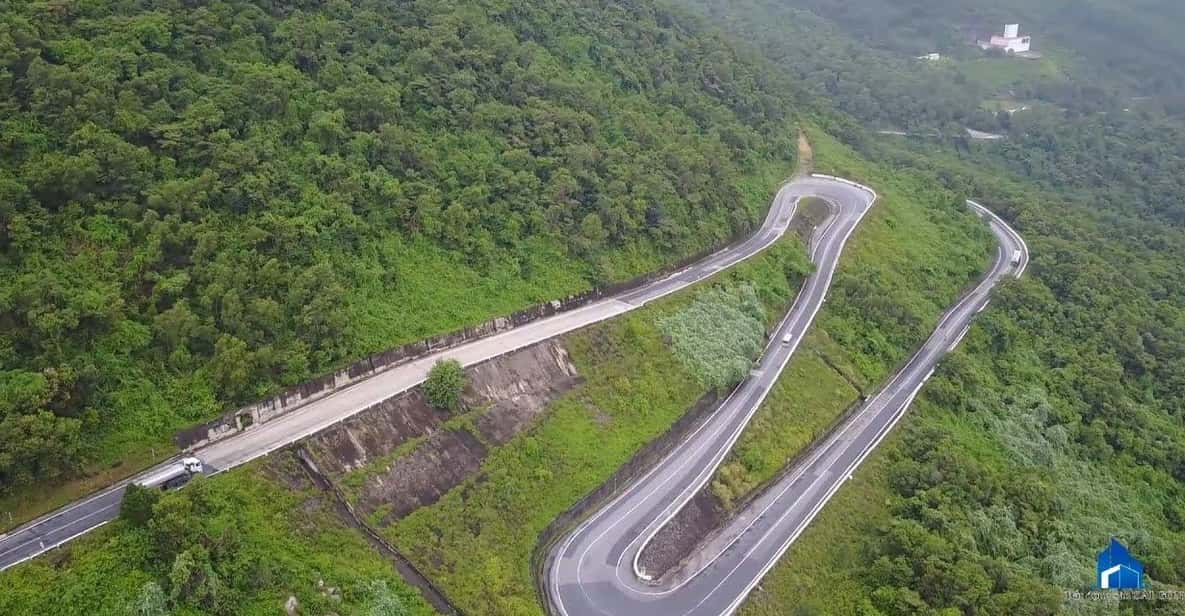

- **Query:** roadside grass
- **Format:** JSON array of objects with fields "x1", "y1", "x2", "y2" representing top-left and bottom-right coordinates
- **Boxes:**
[
  {"x1": 711, "y1": 330, "x2": 861, "y2": 509},
  {"x1": 340, "y1": 236, "x2": 592, "y2": 355},
  {"x1": 379, "y1": 217, "x2": 811, "y2": 615},
  {"x1": 737, "y1": 431, "x2": 894, "y2": 616},
  {"x1": 0, "y1": 458, "x2": 434, "y2": 616}
]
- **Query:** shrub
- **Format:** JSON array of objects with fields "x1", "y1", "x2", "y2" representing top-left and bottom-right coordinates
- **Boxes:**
[
  {"x1": 424, "y1": 359, "x2": 465, "y2": 411},
  {"x1": 120, "y1": 483, "x2": 160, "y2": 527},
  {"x1": 659, "y1": 284, "x2": 767, "y2": 389},
  {"x1": 367, "y1": 580, "x2": 410, "y2": 616}
]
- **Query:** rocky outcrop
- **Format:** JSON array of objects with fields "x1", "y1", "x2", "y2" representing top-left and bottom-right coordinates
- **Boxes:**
[{"x1": 635, "y1": 490, "x2": 726, "y2": 576}]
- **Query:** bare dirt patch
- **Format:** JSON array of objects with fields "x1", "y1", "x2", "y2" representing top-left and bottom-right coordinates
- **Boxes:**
[{"x1": 797, "y1": 129, "x2": 814, "y2": 176}]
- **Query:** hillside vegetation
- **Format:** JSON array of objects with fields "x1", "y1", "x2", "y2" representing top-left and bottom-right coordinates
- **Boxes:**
[
  {"x1": 667, "y1": 2, "x2": 1185, "y2": 612},
  {"x1": 0, "y1": 0, "x2": 803, "y2": 498},
  {"x1": 712, "y1": 128, "x2": 994, "y2": 508},
  {"x1": 0, "y1": 457, "x2": 435, "y2": 616},
  {"x1": 742, "y1": 127, "x2": 1185, "y2": 616}
]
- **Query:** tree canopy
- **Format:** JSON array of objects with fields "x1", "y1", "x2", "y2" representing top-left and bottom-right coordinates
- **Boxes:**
[{"x1": 0, "y1": 0, "x2": 805, "y2": 494}]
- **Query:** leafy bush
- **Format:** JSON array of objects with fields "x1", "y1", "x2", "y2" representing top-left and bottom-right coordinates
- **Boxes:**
[
  {"x1": 131, "y1": 582, "x2": 167, "y2": 616},
  {"x1": 659, "y1": 284, "x2": 767, "y2": 389},
  {"x1": 425, "y1": 359, "x2": 465, "y2": 412},
  {"x1": 119, "y1": 483, "x2": 160, "y2": 527},
  {"x1": 366, "y1": 580, "x2": 410, "y2": 616}
]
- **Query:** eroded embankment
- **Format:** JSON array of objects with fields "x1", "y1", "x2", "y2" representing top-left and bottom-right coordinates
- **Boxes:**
[{"x1": 299, "y1": 340, "x2": 580, "y2": 526}]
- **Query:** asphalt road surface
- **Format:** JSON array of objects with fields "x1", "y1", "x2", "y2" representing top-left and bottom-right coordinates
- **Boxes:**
[
  {"x1": 0, "y1": 175, "x2": 856, "y2": 573},
  {"x1": 544, "y1": 194, "x2": 1027, "y2": 616}
]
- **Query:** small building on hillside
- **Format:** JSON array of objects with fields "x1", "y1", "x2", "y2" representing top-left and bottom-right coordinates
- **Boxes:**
[
  {"x1": 979, "y1": 24, "x2": 1031, "y2": 54},
  {"x1": 916, "y1": 52, "x2": 942, "y2": 61}
]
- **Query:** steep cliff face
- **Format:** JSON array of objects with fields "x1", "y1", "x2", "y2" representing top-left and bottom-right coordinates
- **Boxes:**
[{"x1": 300, "y1": 340, "x2": 580, "y2": 523}]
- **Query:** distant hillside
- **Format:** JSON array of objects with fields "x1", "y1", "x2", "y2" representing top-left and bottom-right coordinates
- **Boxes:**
[{"x1": 777, "y1": 0, "x2": 1185, "y2": 99}]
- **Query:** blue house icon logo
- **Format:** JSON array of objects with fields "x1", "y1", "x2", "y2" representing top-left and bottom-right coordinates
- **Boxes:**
[{"x1": 1096, "y1": 538, "x2": 1143, "y2": 590}]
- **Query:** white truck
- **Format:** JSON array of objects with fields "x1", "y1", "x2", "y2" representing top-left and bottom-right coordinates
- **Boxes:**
[
  {"x1": 135, "y1": 457, "x2": 204, "y2": 491},
  {"x1": 1010, "y1": 249, "x2": 1023, "y2": 265}
]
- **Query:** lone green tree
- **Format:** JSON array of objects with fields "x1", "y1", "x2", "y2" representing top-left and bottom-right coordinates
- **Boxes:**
[{"x1": 425, "y1": 359, "x2": 465, "y2": 411}]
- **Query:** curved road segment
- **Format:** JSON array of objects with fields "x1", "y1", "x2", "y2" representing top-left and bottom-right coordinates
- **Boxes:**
[
  {"x1": 0, "y1": 175, "x2": 852, "y2": 572},
  {"x1": 544, "y1": 194, "x2": 1027, "y2": 615}
]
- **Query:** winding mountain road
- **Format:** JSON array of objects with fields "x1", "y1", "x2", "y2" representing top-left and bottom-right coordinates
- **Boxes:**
[
  {"x1": 543, "y1": 190, "x2": 1027, "y2": 615},
  {"x1": 0, "y1": 175, "x2": 849, "y2": 573},
  {"x1": 0, "y1": 174, "x2": 1027, "y2": 616}
]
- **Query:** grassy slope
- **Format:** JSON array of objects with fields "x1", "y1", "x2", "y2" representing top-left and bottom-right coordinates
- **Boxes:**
[
  {"x1": 712, "y1": 329, "x2": 862, "y2": 507},
  {"x1": 340, "y1": 236, "x2": 591, "y2": 354},
  {"x1": 0, "y1": 458, "x2": 434, "y2": 616},
  {"x1": 741, "y1": 444, "x2": 892, "y2": 616},
  {"x1": 956, "y1": 55, "x2": 1065, "y2": 94},
  {"x1": 375, "y1": 167, "x2": 811, "y2": 616},
  {"x1": 712, "y1": 127, "x2": 993, "y2": 505}
]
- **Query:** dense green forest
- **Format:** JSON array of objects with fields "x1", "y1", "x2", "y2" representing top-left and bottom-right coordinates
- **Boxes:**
[
  {"x1": 5, "y1": 0, "x2": 1185, "y2": 613},
  {"x1": 0, "y1": 0, "x2": 806, "y2": 497}
]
